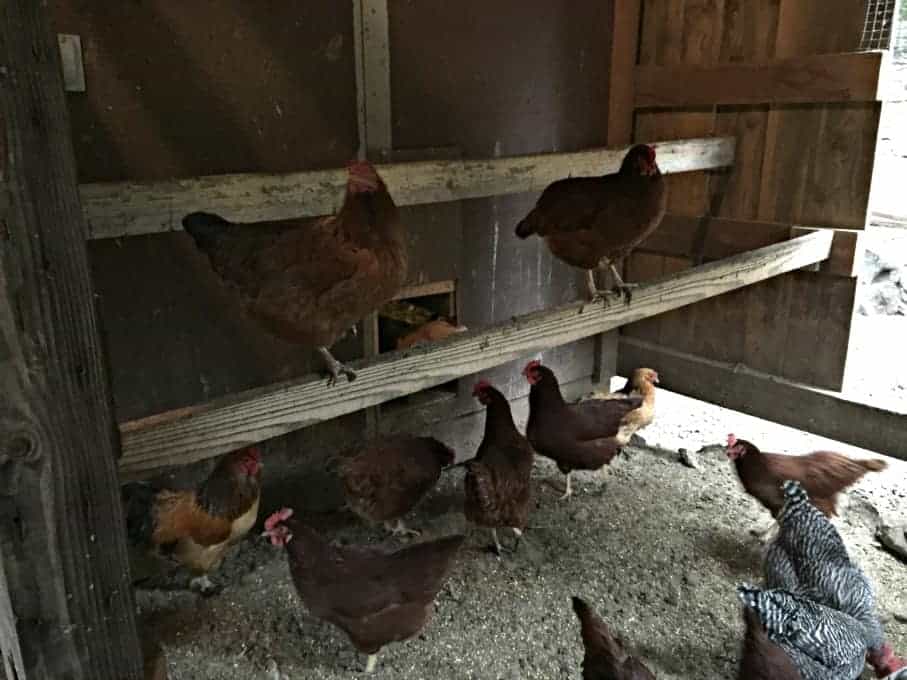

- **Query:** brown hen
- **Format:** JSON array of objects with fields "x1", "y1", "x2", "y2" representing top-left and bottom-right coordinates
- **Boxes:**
[
  {"x1": 524, "y1": 360, "x2": 642, "y2": 498},
  {"x1": 340, "y1": 435, "x2": 455, "y2": 536},
  {"x1": 572, "y1": 596, "x2": 655, "y2": 680},
  {"x1": 583, "y1": 367, "x2": 659, "y2": 441},
  {"x1": 738, "y1": 606, "x2": 802, "y2": 680},
  {"x1": 396, "y1": 317, "x2": 468, "y2": 350},
  {"x1": 262, "y1": 508, "x2": 463, "y2": 674},
  {"x1": 726, "y1": 434, "x2": 887, "y2": 520},
  {"x1": 183, "y1": 160, "x2": 406, "y2": 385},
  {"x1": 122, "y1": 447, "x2": 262, "y2": 594},
  {"x1": 464, "y1": 380, "x2": 534, "y2": 557},
  {"x1": 515, "y1": 144, "x2": 667, "y2": 302}
]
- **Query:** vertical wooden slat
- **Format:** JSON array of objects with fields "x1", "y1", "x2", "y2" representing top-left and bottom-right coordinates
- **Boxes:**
[
  {"x1": 595, "y1": 0, "x2": 642, "y2": 385},
  {"x1": 0, "y1": 0, "x2": 144, "y2": 677}
]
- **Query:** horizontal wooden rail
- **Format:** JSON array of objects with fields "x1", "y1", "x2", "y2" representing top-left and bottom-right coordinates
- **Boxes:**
[
  {"x1": 638, "y1": 215, "x2": 861, "y2": 277},
  {"x1": 117, "y1": 229, "x2": 832, "y2": 479},
  {"x1": 81, "y1": 136, "x2": 735, "y2": 240},
  {"x1": 636, "y1": 51, "x2": 884, "y2": 108},
  {"x1": 618, "y1": 337, "x2": 906, "y2": 460}
]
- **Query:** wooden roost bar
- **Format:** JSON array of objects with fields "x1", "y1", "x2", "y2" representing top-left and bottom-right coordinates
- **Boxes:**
[{"x1": 0, "y1": 0, "x2": 901, "y2": 676}]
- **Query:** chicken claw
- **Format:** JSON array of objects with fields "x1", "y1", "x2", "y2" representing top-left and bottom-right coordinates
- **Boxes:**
[
  {"x1": 364, "y1": 653, "x2": 378, "y2": 674},
  {"x1": 383, "y1": 519, "x2": 421, "y2": 538},
  {"x1": 608, "y1": 263, "x2": 638, "y2": 305},
  {"x1": 189, "y1": 574, "x2": 221, "y2": 597},
  {"x1": 317, "y1": 346, "x2": 357, "y2": 386},
  {"x1": 561, "y1": 472, "x2": 573, "y2": 499}
]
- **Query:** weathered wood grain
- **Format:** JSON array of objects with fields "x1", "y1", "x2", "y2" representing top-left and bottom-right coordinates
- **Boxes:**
[
  {"x1": 118, "y1": 230, "x2": 832, "y2": 478},
  {"x1": 80, "y1": 136, "x2": 735, "y2": 240},
  {"x1": 636, "y1": 51, "x2": 884, "y2": 107},
  {"x1": 0, "y1": 0, "x2": 143, "y2": 676},
  {"x1": 618, "y1": 336, "x2": 907, "y2": 460}
]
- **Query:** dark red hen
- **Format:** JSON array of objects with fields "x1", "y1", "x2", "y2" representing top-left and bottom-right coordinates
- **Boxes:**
[
  {"x1": 463, "y1": 380, "x2": 534, "y2": 558},
  {"x1": 262, "y1": 508, "x2": 463, "y2": 674},
  {"x1": 515, "y1": 144, "x2": 667, "y2": 302},
  {"x1": 524, "y1": 361, "x2": 641, "y2": 498},
  {"x1": 340, "y1": 435, "x2": 455, "y2": 536},
  {"x1": 183, "y1": 160, "x2": 407, "y2": 385},
  {"x1": 572, "y1": 596, "x2": 655, "y2": 680},
  {"x1": 738, "y1": 606, "x2": 802, "y2": 679}
]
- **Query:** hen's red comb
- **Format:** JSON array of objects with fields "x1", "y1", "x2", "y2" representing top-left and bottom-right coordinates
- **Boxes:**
[
  {"x1": 472, "y1": 380, "x2": 492, "y2": 396},
  {"x1": 522, "y1": 359, "x2": 542, "y2": 376},
  {"x1": 244, "y1": 446, "x2": 262, "y2": 460},
  {"x1": 727, "y1": 434, "x2": 737, "y2": 447},
  {"x1": 264, "y1": 507, "x2": 293, "y2": 532},
  {"x1": 646, "y1": 145, "x2": 656, "y2": 162}
]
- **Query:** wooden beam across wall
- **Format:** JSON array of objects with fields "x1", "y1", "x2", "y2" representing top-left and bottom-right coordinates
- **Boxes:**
[
  {"x1": 618, "y1": 337, "x2": 907, "y2": 461},
  {"x1": 636, "y1": 51, "x2": 884, "y2": 108},
  {"x1": 117, "y1": 229, "x2": 832, "y2": 479},
  {"x1": 80, "y1": 136, "x2": 735, "y2": 240}
]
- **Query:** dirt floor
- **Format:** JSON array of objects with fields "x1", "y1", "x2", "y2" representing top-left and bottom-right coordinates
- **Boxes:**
[{"x1": 138, "y1": 380, "x2": 907, "y2": 680}]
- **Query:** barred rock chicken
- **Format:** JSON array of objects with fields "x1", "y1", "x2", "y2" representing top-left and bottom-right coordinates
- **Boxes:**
[
  {"x1": 340, "y1": 435, "x2": 455, "y2": 536},
  {"x1": 524, "y1": 360, "x2": 642, "y2": 498},
  {"x1": 183, "y1": 160, "x2": 406, "y2": 385},
  {"x1": 262, "y1": 508, "x2": 464, "y2": 674},
  {"x1": 572, "y1": 596, "x2": 655, "y2": 680},
  {"x1": 122, "y1": 446, "x2": 262, "y2": 594},
  {"x1": 737, "y1": 583, "x2": 868, "y2": 680},
  {"x1": 464, "y1": 380, "x2": 534, "y2": 557},
  {"x1": 514, "y1": 144, "x2": 667, "y2": 302},
  {"x1": 583, "y1": 367, "x2": 659, "y2": 440},
  {"x1": 738, "y1": 606, "x2": 802, "y2": 680},
  {"x1": 764, "y1": 480, "x2": 905, "y2": 678},
  {"x1": 726, "y1": 434, "x2": 887, "y2": 519},
  {"x1": 396, "y1": 317, "x2": 468, "y2": 350}
]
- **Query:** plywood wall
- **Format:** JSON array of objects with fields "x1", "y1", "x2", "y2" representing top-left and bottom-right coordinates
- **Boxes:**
[{"x1": 625, "y1": 0, "x2": 877, "y2": 390}]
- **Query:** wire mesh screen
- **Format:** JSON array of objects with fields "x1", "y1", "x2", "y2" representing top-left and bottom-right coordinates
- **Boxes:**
[{"x1": 861, "y1": 0, "x2": 898, "y2": 50}]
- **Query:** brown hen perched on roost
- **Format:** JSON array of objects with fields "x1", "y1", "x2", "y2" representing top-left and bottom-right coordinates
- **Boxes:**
[
  {"x1": 183, "y1": 160, "x2": 407, "y2": 385},
  {"x1": 515, "y1": 143, "x2": 667, "y2": 302}
]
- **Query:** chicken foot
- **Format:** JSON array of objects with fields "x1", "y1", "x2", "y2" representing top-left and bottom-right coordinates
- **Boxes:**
[
  {"x1": 488, "y1": 528, "x2": 524, "y2": 558},
  {"x1": 584, "y1": 264, "x2": 638, "y2": 305},
  {"x1": 383, "y1": 518, "x2": 421, "y2": 538},
  {"x1": 364, "y1": 653, "x2": 378, "y2": 674},
  {"x1": 317, "y1": 346, "x2": 357, "y2": 386},
  {"x1": 189, "y1": 574, "x2": 221, "y2": 596}
]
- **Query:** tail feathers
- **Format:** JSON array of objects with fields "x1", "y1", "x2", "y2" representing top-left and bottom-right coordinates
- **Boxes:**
[
  {"x1": 121, "y1": 482, "x2": 159, "y2": 547},
  {"x1": 514, "y1": 211, "x2": 540, "y2": 239},
  {"x1": 862, "y1": 458, "x2": 888, "y2": 472},
  {"x1": 182, "y1": 211, "x2": 233, "y2": 251}
]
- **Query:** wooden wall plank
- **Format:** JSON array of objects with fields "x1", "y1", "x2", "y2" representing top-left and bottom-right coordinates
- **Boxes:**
[
  {"x1": 118, "y1": 230, "x2": 833, "y2": 477},
  {"x1": 81, "y1": 136, "x2": 735, "y2": 240},
  {"x1": 619, "y1": 337, "x2": 907, "y2": 460},
  {"x1": 636, "y1": 52, "x2": 884, "y2": 108}
]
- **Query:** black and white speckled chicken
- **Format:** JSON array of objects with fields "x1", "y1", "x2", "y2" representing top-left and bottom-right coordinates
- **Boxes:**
[
  {"x1": 764, "y1": 480, "x2": 905, "y2": 677},
  {"x1": 737, "y1": 583, "x2": 867, "y2": 680}
]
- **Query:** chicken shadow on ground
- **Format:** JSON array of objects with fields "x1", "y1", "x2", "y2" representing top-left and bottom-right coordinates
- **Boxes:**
[{"x1": 691, "y1": 527, "x2": 765, "y2": 577}]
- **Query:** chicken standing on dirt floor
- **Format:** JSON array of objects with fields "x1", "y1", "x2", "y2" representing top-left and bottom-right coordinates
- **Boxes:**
[
  {"x1": 583, "y1": 367, "x2": 659, "y2": 440},
  {"x1": 764, "y1": 480, "x2": 906, "y2": 678},
  {"x1": 725, "y1": 434, "x2": 887, "y2": 519},
  {"x1": 122, "y1": 446, "x2": 262, "y2": 594},
  {"x1": 340, "y1": 435, "x2": 455, "y2": 537},
  {"x1": 182, "y1": 160, "x2": 407, "y2": 385},
  {"x1": 514, "y1": 144, "x2": 667, "y2": 303},
  {"x1": 738, "y1": 606, "x2": 802, "y2": 680},
  {"x1": 463, "y1": 380, "x2": 534, "y2": 557},
  {"x1": 261, "y1": 508, "x2": 464, "y2": 674},
  {"x1": 571, "y1": 596, "x2": 655, "y2": 680},
  {"x1": 523, "y1": 360, "x2": 642, "y2": 498},
  {"x1": 396, "y1": 316, "x2": 468, "y2": 350},
  {"x1": 737, "y1": 583, "x2": 868, "y2": 680}
]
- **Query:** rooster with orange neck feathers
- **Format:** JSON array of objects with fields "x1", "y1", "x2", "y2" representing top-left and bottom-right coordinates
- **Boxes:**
[{"x1": 122, "y1": 446, "x2": 262, "y2": 594}]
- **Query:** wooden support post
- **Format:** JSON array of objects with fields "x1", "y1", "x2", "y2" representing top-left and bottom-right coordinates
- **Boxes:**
[
  {"x1": 594, "y1": 0, "x2": 642, "y2": 386},
  {"x1": 354, "y1": 0, "x2": 392, "y2": 436},
  {"x1": 0, "y1": 1, "x2": 144, "y2": 678}
]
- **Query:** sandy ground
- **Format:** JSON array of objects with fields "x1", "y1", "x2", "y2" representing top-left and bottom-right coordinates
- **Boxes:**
[{"x1": 138, "y1": 378, "x2": 907, "y2": 680}]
